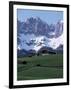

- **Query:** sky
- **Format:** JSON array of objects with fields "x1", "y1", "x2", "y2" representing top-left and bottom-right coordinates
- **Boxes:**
[{"x1": 17, "y1": 9, "x2": 63, "y2": 25}]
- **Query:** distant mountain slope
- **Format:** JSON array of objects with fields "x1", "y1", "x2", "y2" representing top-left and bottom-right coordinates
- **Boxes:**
[
  {"x1": 17, "y1": 17, "x2": 63, "y2": 38},
  {"x1": 17, "y1": 17, "x2": 63, "y2": 55}
]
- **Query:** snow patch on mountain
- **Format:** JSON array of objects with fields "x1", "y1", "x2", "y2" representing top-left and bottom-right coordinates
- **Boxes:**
[
  {"x1": 49, "y1": 34, "x2": 63, "y2": 49},
  {"x1": 18, "y1": 33, "x2": 63, "y2": 52}
]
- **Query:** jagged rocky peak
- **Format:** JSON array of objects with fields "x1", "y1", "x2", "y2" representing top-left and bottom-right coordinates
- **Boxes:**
[
  {"x1": 17, "y1": 17, "x2": 63, "y2": 38},
  {"x1": 17, "y1": 17, "x2": 63, "y2": 54}
]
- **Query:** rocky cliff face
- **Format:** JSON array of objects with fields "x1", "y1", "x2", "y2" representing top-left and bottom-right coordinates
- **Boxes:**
[{"x1": 17, "y1": 17, "x2": 63, "y2": 55}]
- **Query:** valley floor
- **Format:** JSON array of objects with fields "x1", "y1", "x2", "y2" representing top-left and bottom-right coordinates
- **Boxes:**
[{"x1": 17, "y1": 54, "x2": 63, "y2": 80}]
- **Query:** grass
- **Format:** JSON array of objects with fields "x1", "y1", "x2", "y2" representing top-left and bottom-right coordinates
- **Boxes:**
[{"x1": 17, "y1": 54, "x2": 63, "y2": 80}]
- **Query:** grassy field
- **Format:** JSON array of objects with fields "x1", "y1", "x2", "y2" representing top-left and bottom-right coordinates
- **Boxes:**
[{"x1": 17, "y1": 54, "x2": 63, "y2": 80}]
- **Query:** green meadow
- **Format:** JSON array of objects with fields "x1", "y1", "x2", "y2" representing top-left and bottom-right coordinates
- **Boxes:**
[{"x1": 17, "y1": 54, "x2": 63, "y2": 80}]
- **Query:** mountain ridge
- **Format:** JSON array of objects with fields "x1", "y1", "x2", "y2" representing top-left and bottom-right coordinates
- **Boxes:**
[{"x1": 17, "y1": 17, "x2": 63, "y2": 54}]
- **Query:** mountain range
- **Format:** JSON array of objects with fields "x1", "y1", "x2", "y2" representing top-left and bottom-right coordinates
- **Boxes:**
[{"x1": 17, "y1": 17, "x2": 63, "y2": 56}]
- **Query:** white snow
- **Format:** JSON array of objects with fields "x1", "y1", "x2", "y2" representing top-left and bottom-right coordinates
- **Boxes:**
[
  {"x1": 48, "y1": 32, "x2": 55, "y2": 35},
  {"x1": 18, "y1": 33, "x2": 63, "y2": 51}
]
